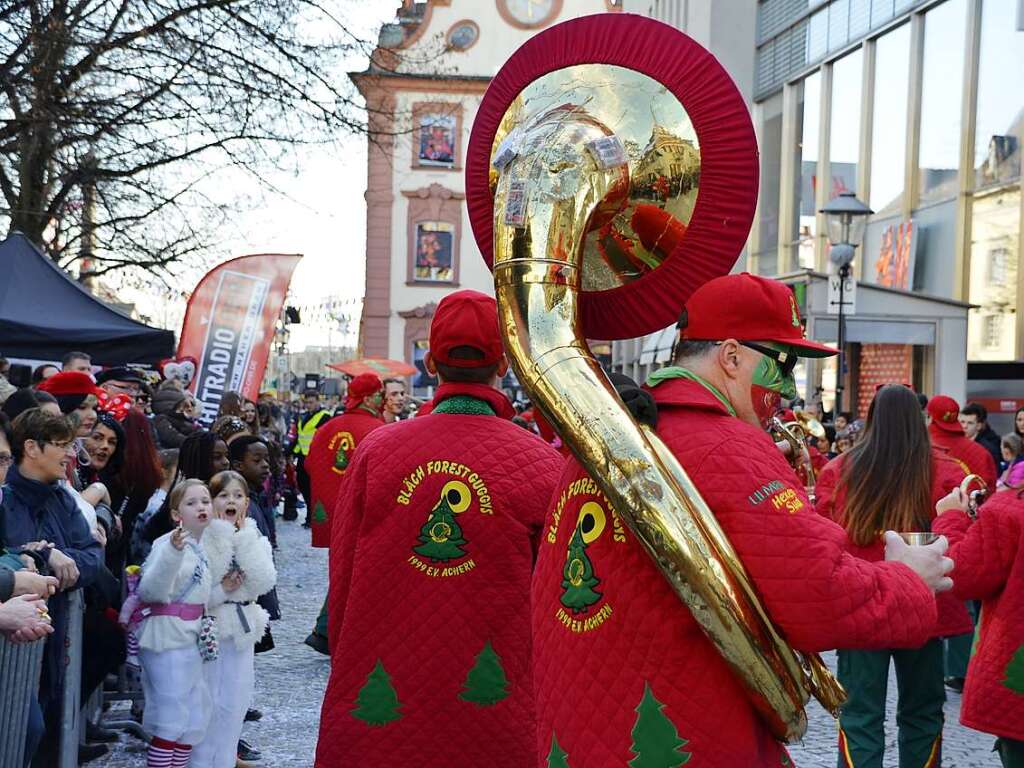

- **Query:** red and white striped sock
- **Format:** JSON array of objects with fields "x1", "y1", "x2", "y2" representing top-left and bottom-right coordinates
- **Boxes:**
[
  {"x1": 146, "y1": 736, "x2": 176, "y2": 768},
  {"x1": 171, "y1": 742, "x2": 192, "y2": 768}
]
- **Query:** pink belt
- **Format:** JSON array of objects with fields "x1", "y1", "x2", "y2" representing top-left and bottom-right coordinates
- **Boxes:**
[{"x1": 131, "y1": 602, "x2": 204, "y2": 625}]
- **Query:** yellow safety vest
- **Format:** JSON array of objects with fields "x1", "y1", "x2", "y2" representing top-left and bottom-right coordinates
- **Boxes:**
[{"x1": 295, "y1": 410, "x2": 331, "y2": 456}]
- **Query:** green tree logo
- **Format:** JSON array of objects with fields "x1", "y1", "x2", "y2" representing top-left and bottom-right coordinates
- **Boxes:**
[
  {"x1": 413, "y1": 481, "x2": 470, "y2": 563},
  {"x1": 1003, "y1": 644, "x2": 1024, "y2": 695},
  {"x1": 560, "y1": 525, "x2": 602, "y2": 614},
  {"x1": 331, "y1": 432, "x2": 354, "y2": 472},
  {"x1": 351, "y1": 660, "x2": 402, "y2": 726},
  {"x1": 459, "y1": 641, "x2": 509, "y2": 706},
  {"x1": 312, "y1": 501, "x2": 327, "y2": 524},
  {"x1": 628, "y1": 683, "x2": 691, "y2": 767},
  {"x1": 547, "y1": 733, "x2": 571, "y2": 767}
]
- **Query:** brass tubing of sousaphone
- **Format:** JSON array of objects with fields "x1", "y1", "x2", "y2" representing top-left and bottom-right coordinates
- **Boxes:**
[
  {"x1": 490, "y1": 105, "x2": 844, "y2": 743},
  {"x1": 494, "y1": 262, "x2": 806, "y2": 742}
]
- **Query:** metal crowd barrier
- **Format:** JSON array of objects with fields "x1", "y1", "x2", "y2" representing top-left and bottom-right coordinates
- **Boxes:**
[
  {"x1": 58, "y1": 588, "x2": 84, "y2": 768},
  {"x1": 0, "y1": 634, "x2": 44, "y2": 768}
]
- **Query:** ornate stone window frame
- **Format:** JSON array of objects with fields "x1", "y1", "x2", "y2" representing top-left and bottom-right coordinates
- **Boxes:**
[
  {"x1": 404, "y1": 183, "x2": 465, "y2": 286},
  {"x1": 411, "y1": 101, "x2": 463, "y2": 171}
]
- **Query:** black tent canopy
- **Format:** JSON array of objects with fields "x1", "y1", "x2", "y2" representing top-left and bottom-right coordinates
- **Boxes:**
[{"x1": 0, "y1": 233, "x2": 176, "y2": 365}]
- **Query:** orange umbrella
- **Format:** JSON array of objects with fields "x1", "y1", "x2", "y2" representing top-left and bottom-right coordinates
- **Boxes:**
[{"x1": 327, "y1": 358, "x2": 417, "y2": 378}]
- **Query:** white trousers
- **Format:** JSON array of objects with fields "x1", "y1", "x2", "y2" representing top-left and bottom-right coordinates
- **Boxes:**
[
  {"x1": 191, "y1": 640, "x2": 255, "y2": 768},
  {"x1": 139, "y1": 646, "x2": 211, "y2": 744}
]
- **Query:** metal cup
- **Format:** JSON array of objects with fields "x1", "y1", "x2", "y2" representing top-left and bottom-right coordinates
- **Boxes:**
[{"x1": 898, "y1": 532, "x2": 938, "y2": 546}]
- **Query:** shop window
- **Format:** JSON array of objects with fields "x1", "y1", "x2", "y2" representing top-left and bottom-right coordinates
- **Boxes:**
[
  {"x1": 988, "y1": 247, "x2": 1009, "y2": 286},
  {"x1": 917, "y1": 0, "x2": 967, "y2": 205},
  {"x1": 411, "y1": 103, "x2": 462, "y2": 170},
  {"x1": 983, "y1": 315, "x2": 1001, "y2": 349},
  {"x1": 974, "y1": 0, "x2": 1023, "y2": 189},
  {"x1": 756, "y1": 92, "x2": 783, "y2": 274},
  {"x1": 828, "y1": 48, "x2": 862, "y2": 201},
  {"x1": 968, "y1": 188, "x2": 1020, "y2": 360},
  {"x1": 411, "y1": 339, "x2": 438, "y2": 397},
  {"x1": 793, "y1": 71, "x2": 822, "y2": 269},
  {"x1": 869, "y1": 22, "x2": 910, "y2": 214}
]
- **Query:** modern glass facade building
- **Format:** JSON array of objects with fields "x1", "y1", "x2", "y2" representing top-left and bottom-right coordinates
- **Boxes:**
[{"x1": 750, "y1": 0, "x2": 1022, "y2": 363}]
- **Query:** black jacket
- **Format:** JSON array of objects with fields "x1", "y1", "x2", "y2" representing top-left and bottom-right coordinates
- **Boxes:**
[
  {"x1": 976, "y1": 425, "x2": 1003, "y2": 470},
  {"x1": 1, "y1": 464, "x2": 103, "y2": 700}
]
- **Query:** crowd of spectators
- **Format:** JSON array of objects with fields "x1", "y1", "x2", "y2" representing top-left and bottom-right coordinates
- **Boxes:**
[{"x1": 0, "y1": 350, "x2": 318, "y2": 767}]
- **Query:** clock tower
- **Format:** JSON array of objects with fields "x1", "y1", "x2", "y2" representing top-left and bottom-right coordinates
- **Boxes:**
[{"x1": 352, "y1": 0, "x2": 620, "y2": 395}]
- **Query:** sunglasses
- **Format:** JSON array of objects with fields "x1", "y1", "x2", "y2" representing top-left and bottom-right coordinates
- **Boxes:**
[{"x1": 740, "y1": 342, "x2": 798, "y2": 378}]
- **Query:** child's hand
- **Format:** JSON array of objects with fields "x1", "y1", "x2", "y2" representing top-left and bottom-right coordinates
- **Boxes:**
[
  {"x1": 170, "y1": 524, "x2": 188, "y2": 551},
  {"x1": 221, "y1": 570, "x2": 245, "y2": 592}
]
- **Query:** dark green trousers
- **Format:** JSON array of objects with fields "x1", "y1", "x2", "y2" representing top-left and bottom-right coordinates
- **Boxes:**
[
  {"x1": 837, "y1": 639, "x2": 945, "y2": 768},
  {"x1": 313, "y1": 594, "x2": 329, "y2": 639},
  {"x1": 943, "y1": 601, "x2": 978, "y2": 679},
  {"x1": 997, "y1": 737, "x2": 1024, "y2": 768}
]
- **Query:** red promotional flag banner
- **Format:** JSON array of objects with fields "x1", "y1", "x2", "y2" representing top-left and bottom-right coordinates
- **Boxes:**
[{"x1": 177, "y1": 253, "x2": 302, "y2": 424}]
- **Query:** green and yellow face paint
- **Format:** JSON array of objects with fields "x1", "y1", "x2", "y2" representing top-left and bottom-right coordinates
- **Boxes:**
[{"x1": 747, "y1": 341, "x2": 798, "y2": 428}]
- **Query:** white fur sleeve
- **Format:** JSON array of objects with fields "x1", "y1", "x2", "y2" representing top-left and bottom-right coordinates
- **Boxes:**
[
  {"x1": 202, "y1": 520, "x2": 235, "y2": 581},
  {"x1": 137, "y1": 536, "x2": 185, "y2": 603},
  {"x1": 233, "y1": 525, "x2": 277, "y2": 600}
]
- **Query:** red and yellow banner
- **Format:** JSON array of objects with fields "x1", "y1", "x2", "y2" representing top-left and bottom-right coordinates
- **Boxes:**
[{"x1": 178, "y1": 253, "x2": 301, "y2": 424}]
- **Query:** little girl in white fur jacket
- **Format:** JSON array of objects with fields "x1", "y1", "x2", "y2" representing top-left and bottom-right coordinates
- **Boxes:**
[
  {"x1": 136, "y1": 479, "x2": 230, "y2": 768},
  {"x1": 192, "y1": 471, "x2": 277, "y2": 768}
]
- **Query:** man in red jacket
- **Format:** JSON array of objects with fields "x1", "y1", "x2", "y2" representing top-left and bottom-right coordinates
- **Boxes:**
[
  {"x1": 303, "y1": 372, "x2": 385, "y2": 654},
  {"x1": 926, "y1": 393, "x2": 997, "y2": 692},
  {"x1": 315, "y1": 290, "x2": 563, "y2": 768},
  {"x1": 532, "y1": 273, "x2": 954, "y2": 767}
]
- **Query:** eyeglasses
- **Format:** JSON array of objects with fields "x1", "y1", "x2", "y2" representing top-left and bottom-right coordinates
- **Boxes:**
[
  {"x1": 740, "y1": 342, "x2": 798, "y2": 378},
  {"x1": 43, "y1": 440, "x2": 76, "y2": 454}
]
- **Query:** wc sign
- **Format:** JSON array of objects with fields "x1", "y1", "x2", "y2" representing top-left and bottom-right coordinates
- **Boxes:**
[{"x1": 827, "y1": 275, "x2": 857, "y2": 316}]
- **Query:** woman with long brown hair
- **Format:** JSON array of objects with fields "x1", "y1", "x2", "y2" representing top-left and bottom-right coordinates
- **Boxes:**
[{"x1": 815, "y1": 384, "x2": 968, "y2": 768}]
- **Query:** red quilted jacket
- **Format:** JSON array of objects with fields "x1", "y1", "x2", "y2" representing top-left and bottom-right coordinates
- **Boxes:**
[
  {"x1": 815, "y1": 450, "x2": 971, "y2": 637},
  {"x1": 933, "y1": 492, "x2": 1024, "y2": 740},
  {"x1": 531, "y1": 377, "x2": 938, "y2": 768},
  {"x1": 306, "y1": 408, "x2": 384, "y2": 548},
  {"x1": 928, "y1": 424, "x2": 998, "y2": 493},
  {"x1": 315, "y1": 384, "x2": 563, "y2": 768}
]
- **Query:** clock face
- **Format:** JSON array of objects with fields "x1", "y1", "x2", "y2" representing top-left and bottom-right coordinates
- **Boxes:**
[{"x1": 500, "y1": 0, "x2": 558, "y2": 27}]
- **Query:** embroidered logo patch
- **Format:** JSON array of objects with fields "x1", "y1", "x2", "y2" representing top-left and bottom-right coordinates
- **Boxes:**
[
  {"x1": 548, "y1": 477, "x2": 626, "y2": 634},
  {"x1": 400, "y1": 461, "x2": 493, "y2": 579},
  {"x1": 329, "y1": 431, "x2": 355, "y2": 474}
]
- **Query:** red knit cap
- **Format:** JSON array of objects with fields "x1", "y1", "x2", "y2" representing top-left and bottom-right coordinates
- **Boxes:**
[
  {"x1": 345, "y1": 373, "x2": 382, "y2": 411},
  {"x1": 927, "y1": 395, "x2": 963, "y2": 434},
  {"x1": 429, "y1": 290, "x2": 504, "y2": 368},
  {"x1": 37, "y1": 371, "x2": 101, "y2": 397}
]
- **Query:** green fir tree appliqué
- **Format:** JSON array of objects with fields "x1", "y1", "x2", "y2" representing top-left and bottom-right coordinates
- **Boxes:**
[
  {"x1": 560, "y1": 525, "x2": 602, "y2": 614},
  {"x1": 780, "y1": 751, "x2": 793, "y2": 767},
  {"x1": 334, "y1": 441, "x2": 349, "y2": 470},
  {"x1": 547, "y1": 733, "x2": 571, "y2": 767},
  {"x1": 459, "y1": 641, "x2": 509, "y2": 706},
  {"x1": 351, "y1": 660, "x2": 402, "y2": 726},
  {"x1": 1003, "y1": 644, "x2": 1024, "y2": 695},
  {"x1": 628, "y1": 683, "x2": 691, "y2": 768},
  {"x1": 312, "y1": 501, "x2": 327, "y2": 524},
  {"x1": 413, "y1": 487, "x2": 468, "y2": 563}
]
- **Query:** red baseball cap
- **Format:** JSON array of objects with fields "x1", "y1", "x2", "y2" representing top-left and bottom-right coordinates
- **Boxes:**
[
  {"x1": 429, "y1": 290, "x2": 505, "y2": 368},
  {"x1": 927, "y1": 395, "x2": 963, "y2": 433},
  {"x1": 345, "y1": 373, "x2": 382, "y2": 411},
  {"x1": 681, "y1": 273, "x2": 836, "y2": 358}
]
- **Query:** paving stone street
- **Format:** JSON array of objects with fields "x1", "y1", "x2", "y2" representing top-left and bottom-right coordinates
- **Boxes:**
[{"x1": 97, "y1": 516, "x2": 998, "y2": 767}]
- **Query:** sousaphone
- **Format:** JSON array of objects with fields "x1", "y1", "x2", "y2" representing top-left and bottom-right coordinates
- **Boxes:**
[{"x1": 465, "y1": 14, "x2": 845, "y2": 742}]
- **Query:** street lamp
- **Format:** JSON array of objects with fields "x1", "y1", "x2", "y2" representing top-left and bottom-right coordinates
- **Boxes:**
[{"x1": 819, "y1": 192, "x2": 872, "y2": 417}]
